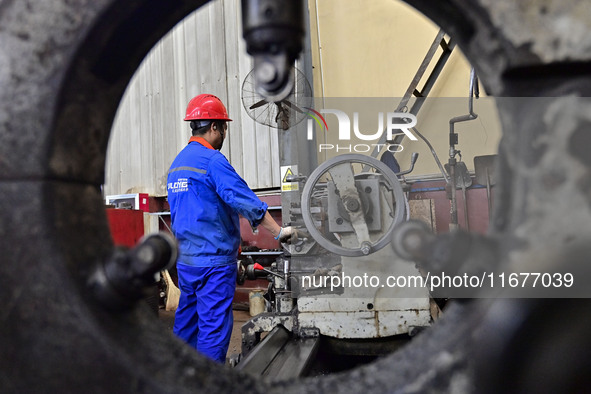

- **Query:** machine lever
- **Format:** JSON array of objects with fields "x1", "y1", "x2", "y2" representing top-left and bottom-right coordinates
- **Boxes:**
[
  {"x1": 88, "y1": 233, "x2": 178, "y2": 311},
  {"x1": 396, "y1": 152, "x2": 419, "y2": 176},
  {"x1": 253, "y1": 262, "x2": 285, "y2": 279}
]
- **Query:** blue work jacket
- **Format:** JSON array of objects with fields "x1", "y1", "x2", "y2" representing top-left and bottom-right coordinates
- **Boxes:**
[{"x1": 167, "y1": 136, "x2": 268, "y2": 267}]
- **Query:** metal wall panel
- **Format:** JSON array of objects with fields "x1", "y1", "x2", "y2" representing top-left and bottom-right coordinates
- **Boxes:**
[{"x1": 105, "y1": 0, "x2": 282, "y2": 196}]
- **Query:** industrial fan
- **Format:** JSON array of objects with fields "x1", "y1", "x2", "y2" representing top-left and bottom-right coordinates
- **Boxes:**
[{"x1": 241, "y1": 66, "x2": 313, "y2": 130}]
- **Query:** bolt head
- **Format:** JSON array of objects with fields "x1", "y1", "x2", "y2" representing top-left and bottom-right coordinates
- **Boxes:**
[
  {"x1": 345, "y1": 197, "x2": 360, "y2": 212},
  {"x1": 360, "y1": 242, "x2": 371, "y2": 255}
]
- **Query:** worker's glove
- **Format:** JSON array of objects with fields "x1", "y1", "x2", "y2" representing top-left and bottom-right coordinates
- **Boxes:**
[{"x1": 275, "y1": 226, "x2": 298, "y2": 243}]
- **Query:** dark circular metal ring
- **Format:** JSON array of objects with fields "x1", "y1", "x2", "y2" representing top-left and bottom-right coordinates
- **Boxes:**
[{"x1": 3, "y1": 0, "x2": 590, "y2": 392}]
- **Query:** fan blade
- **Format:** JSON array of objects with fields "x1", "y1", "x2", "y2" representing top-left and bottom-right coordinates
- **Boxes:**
[
  {"x1": 249, "y1": 99, "x2": 268, "y2": 110},
  {"x1": 281, "y1": 100, "x2": 304, "y2": 113}
]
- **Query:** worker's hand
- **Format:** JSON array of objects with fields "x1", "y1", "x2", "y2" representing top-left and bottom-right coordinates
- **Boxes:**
[{"x1": 276, "y1": 226, "x2": 299, "y2": 243}]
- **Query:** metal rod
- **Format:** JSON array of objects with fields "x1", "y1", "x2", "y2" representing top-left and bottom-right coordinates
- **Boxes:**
[
  {"x1": 241, "y1": 251, "x2": 283, "y2": 256},
  {"x1": 366, "y1": 32, "x2": 455, "y2": 176},
  {"x1": 486, "y1": 167, "x2": 492, "y2": 223},
  {"x1": 158, "y1": 215, "x2": 173, "y2": 234},
  {"x1": 369, "y1": 30, "x2": 455, "y2": 160},
  {"x1": 449, "y1": 159, "x2": 458, "y2": 229},
  {"x1": 447, "y1": 68, "x2": 479, "y2": 230},
  {"x1": 462, "y1": 182, "x2": 470, "y2": 230},
  {"x1": 387, "y1": 35, "x2": 456, "y2": 148},
  {"x1": 449, "y1": 67, "x2": 479, "y2": 156},
  {"x1": 410, "y1": 126, "x2": 449, "y2": 183}
]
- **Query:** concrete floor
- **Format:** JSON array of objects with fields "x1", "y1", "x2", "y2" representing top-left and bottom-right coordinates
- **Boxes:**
[
  {"x1": 228, "y1": 309, "x2": 252, "y2": 359},
  {"x1": 158, "y1": 307, "x2": 252, "y2": 363}
]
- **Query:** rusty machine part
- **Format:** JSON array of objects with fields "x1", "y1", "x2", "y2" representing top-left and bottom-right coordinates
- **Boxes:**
[{"x1": 1, "y1": 0, "x2": 591, "y2": 393}]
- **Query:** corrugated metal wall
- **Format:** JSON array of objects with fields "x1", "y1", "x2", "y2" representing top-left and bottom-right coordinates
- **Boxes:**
[{"x1": 105, "y1": 0, "x2": 282, "y2": 197}]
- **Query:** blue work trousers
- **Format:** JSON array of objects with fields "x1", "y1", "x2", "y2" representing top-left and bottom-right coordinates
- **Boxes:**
[{"x1": 173, "y1": 262, "x2": 237, "y2": 363}]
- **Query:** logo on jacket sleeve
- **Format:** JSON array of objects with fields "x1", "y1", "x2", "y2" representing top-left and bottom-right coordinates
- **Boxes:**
[{"x1": 168, "y1": 178, "x2": 188, "y2": 193}]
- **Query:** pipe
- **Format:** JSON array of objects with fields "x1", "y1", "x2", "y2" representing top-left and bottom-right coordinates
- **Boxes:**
[
  {"x1": 447, "y1": 68, "x2": 479, "y2": 229},
  {"x1": 449, "y1": 67, "x2": 479, "y2": 156},
  {"x1": 449, "y1": 157, "x2": 458, "y2": 229},
  {"x1": 411, "y1": 127, "x2": 450, "y2": 183}
]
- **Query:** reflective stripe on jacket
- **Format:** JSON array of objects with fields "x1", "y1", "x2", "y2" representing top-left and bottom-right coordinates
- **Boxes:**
[{"x1": 167, "y1": 138, "x2": 268, "y2": 267}]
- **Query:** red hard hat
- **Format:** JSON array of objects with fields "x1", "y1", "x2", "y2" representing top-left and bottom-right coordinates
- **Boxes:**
[{"x1": 184, "y1": 94, "x2": 232, "y2": 121}]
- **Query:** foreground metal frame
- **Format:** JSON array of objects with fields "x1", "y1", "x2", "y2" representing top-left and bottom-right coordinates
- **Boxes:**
[{"x1": 1, "y1": 0, "x2": 590, "y2": 392}]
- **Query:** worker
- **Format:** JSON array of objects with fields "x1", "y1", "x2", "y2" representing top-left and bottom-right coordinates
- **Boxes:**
[{"x1": 167, "y1": 94, "x2": 295, "y2": 363}]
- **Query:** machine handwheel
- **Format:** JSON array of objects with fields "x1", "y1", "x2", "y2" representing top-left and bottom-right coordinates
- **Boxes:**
[{"x1": 300, "y1": 154, "x2": 406, "y2": 257}]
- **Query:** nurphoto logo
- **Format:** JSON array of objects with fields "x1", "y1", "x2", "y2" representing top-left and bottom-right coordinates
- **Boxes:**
[{"x1": 305, "y1": 108, "x2": 418, "y2": 153}]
